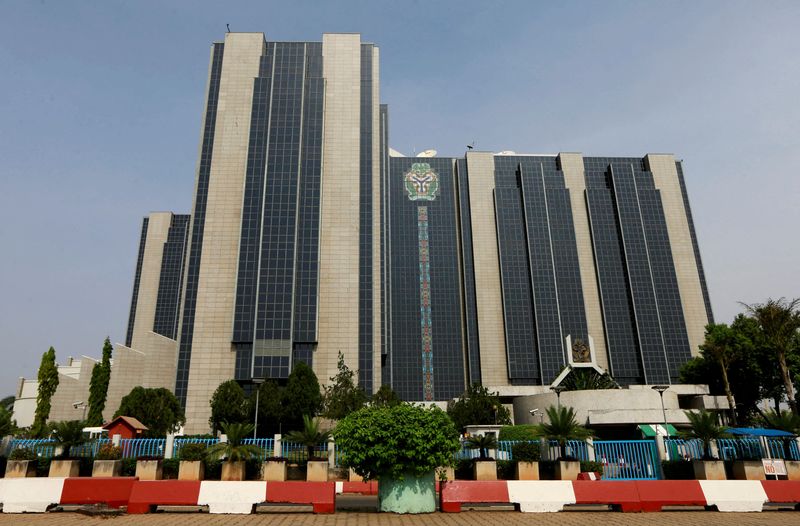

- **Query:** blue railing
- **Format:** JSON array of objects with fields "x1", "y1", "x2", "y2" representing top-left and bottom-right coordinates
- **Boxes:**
[
  {"x1": 541, "y1": 440, "x2": 589, "y2": 462},
  {"x1": 665, "y1": 438, "x2": 704, "y2": 460},
  {"x1": 120, "y1": 438, "x2": 165, "y2": 458},
  {"x1": 767, "y1": 437, "x2": 800, "y2": 461},
  {"x1": 172, "y1": 438, "x2": 218, "y2": 458},
  {"x1": 594, "y1": 440, "x2": 659, "y2": 480},
  {"x1": 717, "y1": 438, "x2": 763, "y2": 460},
  {"x1": 242, "y1": 438, "x2": 275, "y2": 459},
  {"x1": 281, "y1": 441, "x2": 327, "y2": 463},
  {"x1": 9, "y1": 438, "x2": 56, "y2": 458}
]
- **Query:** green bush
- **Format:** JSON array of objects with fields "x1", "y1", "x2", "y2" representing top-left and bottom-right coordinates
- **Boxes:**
[
  {"x1": 454, "y1": 458, "x2": 473, "y2": 480},
  {"x1": 662, "y1": 460, "x2": 694, "y2": 480},
  {"x1": 9, "y1": 447, "x2": 36, "y2": 461},
  {"x1": 511, "y1": 441, "x2": 540, "y2": 462},
  {"x1": 204, "y1": 458, "x2": 222, "y2": 480},
  {"x1": 245, "y1": 458, "x2": 263, "y2": 480},
  {"x1": 178, "y1": 443, "x2": 208, "y2": 462},
  {"x1": 121, "y1": 458, "x2": 137, "y2": 476},
  {"x1": 499, "y1": 425, "x2": 539, "y2": 441},
  {"x1": 95, "y1": 444, "x2": 122, "y2": 460},
  {"x1": 334, "y1": 403, "x2": 460, "y2": 481},
  {"x1": 497, "y1": 460, "x2": 515, "y2": 480},
  {"x1": 36, "y1": 458, "x2": 51, "y2": 477},
  {"x1": 580, "y1": 460, "x2": 604, "y2": 475},
  {"x1": 162, "y1": 458, "x2": 179, "y2": 479}
]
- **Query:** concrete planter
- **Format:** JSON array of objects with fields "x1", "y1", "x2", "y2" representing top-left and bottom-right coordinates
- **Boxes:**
[
  {"x1": 136, "y1": 460, "x2": 163, "y2": 480},
  {"x1": 306, "y1": 460, "x2": 328, "y2": 481},
  {"x1": 785, "y1": 461, "x2": 800, "y2": 481},
  {"x1": 473, "y1": 460, "x2": 497, "y2": 481},
  {"x1": 5, "y1": 460, "x2": 36, "y2": 478},
  {"x1": 555, "y1": 461, "x2": 580, "y2": 480},
  {"x1": 178, "y1": 461, "x2": 205, "y2": 481},
  {"x1": 263, "y1": 460, "x2": 287, "y2": 481},
  {"x1": 378, "y1": 471, "x2": 436, "y2": 514},
  {"x1": 221, "y1": 461, "x2": 246, "y2": 481},
  {"x1": 515, "y1": 461, "x2": 539, "y2": 480},
  {"x1": 692, "y1": 460, "x2": 726, "y2": 480},
  {"x1": 732, "y1": 460, "x2": 765, "y2": 480},
  {"x1": 92, "y1": 460, "x2": 122, "y2": 478},
  {"x1": 49, "y1": 459, "x2": 80, "y2": 477}
]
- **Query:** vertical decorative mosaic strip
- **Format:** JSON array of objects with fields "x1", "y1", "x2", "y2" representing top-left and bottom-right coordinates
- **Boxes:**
[{"x1": 418, "y1": 205, "x2": 434, "y2": 400}]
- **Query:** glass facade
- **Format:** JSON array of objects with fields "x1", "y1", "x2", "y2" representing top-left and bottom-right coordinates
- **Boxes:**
[
  {"x1": 153, "y1": 214, "x2": 190, "y2": 339},
  {"x1": 125, "y1": 217, "x2": 149, "y2": 348},
  {"x1": 359, "y1": 44, "x2": 375, "y2": 393}
]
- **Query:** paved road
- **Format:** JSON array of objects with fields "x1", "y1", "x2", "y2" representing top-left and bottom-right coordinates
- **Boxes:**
[{"x1": 1, "y1": 511, "x2": 798, "y2": 526}]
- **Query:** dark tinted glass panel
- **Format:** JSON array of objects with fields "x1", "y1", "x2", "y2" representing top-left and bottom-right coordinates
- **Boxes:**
[
  {"x1": 153, "y1": 214, "x2": 190, "y2": 339},
  {"x1": 125, "y1": 217, "x2": 149, "y2": 347}
]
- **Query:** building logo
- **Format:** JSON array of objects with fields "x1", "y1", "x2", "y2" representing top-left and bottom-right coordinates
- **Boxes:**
[{"x1": 404, "y1": 163, "x2": 439, "y2": 201}]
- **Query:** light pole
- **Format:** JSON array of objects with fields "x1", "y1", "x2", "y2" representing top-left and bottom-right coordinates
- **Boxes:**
[
  {"x1": 550, "y1": 386, "x2": 566, "y2": 410},
  {"x1": 651, "y1": 385, "x2": 669, "y2": 437},
  {"x1": 252, "y1": 378, "x2": 265, "y2": 439}
]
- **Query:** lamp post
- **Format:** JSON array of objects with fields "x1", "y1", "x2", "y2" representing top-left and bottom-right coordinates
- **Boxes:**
[
  {"x1": 651, "y1": 385, "x2": 670, "y2": 437},
  {"x1": 252, "y1": 378, "x2": 265, "y2": 439},
  {"x1": 550, "y1": 386, "x2": 566, "y2": 410}
]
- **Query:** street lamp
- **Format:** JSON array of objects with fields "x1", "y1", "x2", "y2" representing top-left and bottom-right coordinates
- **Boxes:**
[
  {"x1": 252, "y1": 378, "x2": 265, "y2": 439},
  {"x1": 651, "y1": 385, "x2": 669, "y2": 437},
  {"x1": 550, "y1": 386, "x2": 566, "y2": 410}
]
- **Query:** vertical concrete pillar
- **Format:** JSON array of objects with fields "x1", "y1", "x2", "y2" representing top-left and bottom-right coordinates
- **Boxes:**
[
  {"x1": 274, "y1": 434, "x2": 282, "y2": 458},
  {"x1": 164, "y1": 434, "x2": 175, "y2": 459},
  {"x1": 328, "y1": 437, "x2": 336, "y2": 469},
  {"x1": 586, "y1": 437, "x2": 596, "y2": 462}
]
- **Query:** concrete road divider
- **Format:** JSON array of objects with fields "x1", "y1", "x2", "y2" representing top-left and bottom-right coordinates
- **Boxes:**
[
  {"x1": 506, "y1": 481, "x2": 575, "y2": 512},
  {"x1": 198, "y1": 481, "x2": 267, "y2": 514}
]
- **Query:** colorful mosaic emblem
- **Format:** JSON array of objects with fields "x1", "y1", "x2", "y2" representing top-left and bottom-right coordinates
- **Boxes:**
[{"x1": 404, "y1": 163, "x2": 440, "y2": 201}]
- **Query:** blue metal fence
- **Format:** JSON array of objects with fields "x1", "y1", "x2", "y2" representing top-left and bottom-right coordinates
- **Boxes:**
[
  {"x1": 665, "y1": 438, "x2": 704, "y2": 460},
  {"x1": 767, "y1": 437, "x2": 800, "y2": 461},
  {"x1": 717, "y1": 438, "x2": 763, "y2": 460},
  {"x1": 172, "y1": 438, "x2": 218, "y2": 458},
  {"x1": 242, "y1": 438, "x2": 275, "y2": 460},
  {"x1": 281, "y1": 441, "x2": 327, "y2": 463},
  {"x1": 594, "y1": 440, "x2": 659, "y2": 480},
  {"x1": 120, "y1": 438, "x2": 165, "y2": 458},
  {"x1": 9, "y1": 439, "x2": 56, "y2": 458}
]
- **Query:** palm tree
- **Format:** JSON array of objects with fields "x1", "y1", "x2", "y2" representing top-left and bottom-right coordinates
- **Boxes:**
[
  {"x1": 762, "y1": 410, "x2": 800, "y2": 459},
  {"x1": 535, "y1": 406, "x2": 592, "y2": 460},
  {"x1": 466, "y1": 434, "x2": 497, "y2": 460},
  {"x1": 742, "y1": 298, "x2": 800, "y2": 415},
  {"x1": 285, "y1": 415, "x2": 331, "y2": 461},
  {"x1": 206, "y1": 422, "x2": 262, "y2": 461},
  {"x1": 560, "y1": 369, "x2": 619, "y2": 391},
  {"x1": 681, "y1": 410, "x2": 729, "y2": 460},
  {"x1": 700, "y1": 323, "x2": 748, "y2": 425},
  {"x1": 51, "y1": 420, "x2": 85, "y2": 459}
]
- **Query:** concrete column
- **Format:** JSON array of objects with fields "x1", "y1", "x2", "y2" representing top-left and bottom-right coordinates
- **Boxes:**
[
  {"x1": 274, "y1": 434, "x2": 282, "y2": 458},
  {"x1": 586, "y1": 437, "x2": 596, "y2": 462},
  {"x1": 328, "y1": 437, "x2": 335, "y2": 468},
  {"x1": 164, "y1": 434, "x2": 175, "y2": 459},
  {"x1": 710, "y1": 439, "x2": 720, "y2": 459}
]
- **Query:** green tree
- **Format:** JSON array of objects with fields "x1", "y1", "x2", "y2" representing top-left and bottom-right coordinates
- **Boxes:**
[
  {"x1": 699, "y1": 323, "x2": 751, "y2": 425},
  {"x1": 285, "y1": 415, "x2": 331, "y2": 461},
  {"x1": 681, "y1": 410, "x2": 729, "y2": 460},
  {"x1": 86, "y1": 337, "x2": 113, "y2": 426},
  {"x1": 206, "y1": 422, "x2": 262, "y2": 461},
  {"x1": 32, "y1": 347, "x2": 59, "y2": 437},
  {"x1": 321, "y1": 352, "x2": 367, "y2": 420},
  {"x1": 560, "y1": 368, "x2": 619, "y2": 391},
  {"x1": 447, "y1": 384, "x2": 511, "y2": 431},
  {"x1": 0, "y1": 395, "x2": 16, "y2": 411},
  {"x1": 742, "y1": 298, "x2": 800, "y2": 414},
  {"x1": 762, "y1": 410, "x2": 800, "y2": 459},
  {"x1": 282, "y1": 362, "x2": 321, "y2": 432},
  {"x1": 209, "y1": 380, "x2": 248, "y2": 433},
  {"x1": 51, "y1": 420, "x2": 85, "y2": 458},
  {"x1": 371, "y1": 385, "x2": 401, "y2": 407},
  {"x1": 114, "y1": 387, "x2": 185, "y2": 437},
  {"x1": 535, "y1": 405, "x2": 592, "y2": 460},
  {"x1": 249, "y1": 380, "x2": 283, "y2": 436},
  {"x1": 0, "y1": 406, "x2": 16, "y2": 437}
]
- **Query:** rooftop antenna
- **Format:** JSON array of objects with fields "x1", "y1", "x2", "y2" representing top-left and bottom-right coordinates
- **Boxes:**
[
  {"x1": 466, "y1": 140, "x2": 476, "y2": 150},
  {"x1": 226, "y1": 23, "x2": 231, "y2": 33}
]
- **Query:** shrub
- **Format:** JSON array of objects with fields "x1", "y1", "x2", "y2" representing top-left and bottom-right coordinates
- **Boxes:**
[
  {"x1": 9, "y1": 447, "x2": 36, "y2": 461},
  {"x1": 95, "y1": 444, "x2": 122, "y2": 460},
  {"x1": 334, "y1": 403, "x2": 460, "y2": 481},
  {"x1": 580, "y1": 460, "x2": 604, "y2": 475},
  {"x1": 499, "y1": 425, "x2": 538, "y2": 441},
  {"x1": 512, "y1": 441, "x2": 540, "y2": 462},
  {"x1": 121, "y1": 458, "x2": 137, "y2": 476},
  {"x1": 178, "y1": 443, "x2": 207, "y2": 462},
  {"x1": 662, "y1": 460, "x2": 694, "y2": 480},
  {"x1": 162, "y1": 458, "x2": 179, "y2": 479},
  {"x1": 497, "y1": 460, "x2": 515, "y2": 480}
]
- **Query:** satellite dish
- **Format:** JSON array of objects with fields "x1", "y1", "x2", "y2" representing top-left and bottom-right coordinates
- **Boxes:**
[
  {"x1": 417, "y1": 149, "x2": 437, "y2": 158},
  {"x1": 497, "y1": 150, "x2": 517, "y2": 155}
]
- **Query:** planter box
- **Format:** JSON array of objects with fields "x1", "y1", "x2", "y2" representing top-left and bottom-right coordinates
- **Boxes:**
[
  {"x1": 263, "y1": 460, "x2": 287, "y2": 481},
  {"x1": 785, "y1": 461, "x2": 800, "y2": 481},
  {"x1": 221, "y1": 461, "x2": 245, "y2": 481},
  {"x1": 49, "y1": 459, "x2": 80, "y2": 477},
  {"x1": 179, "y1": 461, "x2": 205, "y2": 481},
  {"x1": 692, "y1": 460, "x2": 726, "y2": 480},
  {"x1": 515, "y1": 461, "x2": 539, "y2": 480},
  {"x1": 379, "y1": 470, "x2": 435, "y2": 513},
  {"x1": 732, "y1": 460, "x2": 765, "y2": 480},
  {"x1": 348, "y1": 467, "x2": 364, "y2": 482},
  {"x1": 5, "y1": 460, "x2": 36, "y2": 478},
  {"x1": 92, "y1": 460, "x2": 122, "y2": 477},
  {"x1": 136, "y1": 460, "x2": 163, "y2": 480},
  {"x1": 306, "y1": 460, "x2": 328, "y2": 482},
  {"x1": 555, "y1": 461, "x2": 580, "y2": 480},
  {"x1": 437, "y1": 466, "x2": 455, "y2": 482},
  {"x1": 473, "y1": 460, "x2": 497, "y2": 481}
]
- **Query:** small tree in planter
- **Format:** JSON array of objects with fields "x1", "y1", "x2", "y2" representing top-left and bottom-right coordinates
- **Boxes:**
[
  {"x1": 512, "y1": 441, "x2": 540, "y2": 480},
  {"x1": 334, "y1": 403, "x2": 460, "y2": 514},
  {"x1": 178, "y1": 443, "x2": 207, "y2": 481},
  {"x1": 50, "y1": 420, "x2": 86, "y2": 477},
  {"x1": 681, "y1": 410, "x2": 729, "y2": 480},
  {"x1": 206, "y1": 422, "x2": 262, "y2": 481},
  {"x1": 6, "y1": 447, "x2": 37, "y2": 478},
  {"x1": 466, "y1": 434, "x2": 498, "y2": 480},
  {"x1": 535, "y1": 406, "x2": 592, "y2": 480},
  {"x1": 285, "y1": 415, "x2": 331, "y2": 481},
  {"x1": 93, "y1": 444, "x2": 122, "y2": 477}
]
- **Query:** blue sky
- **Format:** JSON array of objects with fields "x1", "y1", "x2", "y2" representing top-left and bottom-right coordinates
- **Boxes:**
[{"x1": 1, "y1": 1, "x2": 798, "y2": 396}]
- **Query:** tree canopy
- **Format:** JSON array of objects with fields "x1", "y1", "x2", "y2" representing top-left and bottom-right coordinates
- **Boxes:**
[
  {"x1": 321, "y1": 352, "x2": 367, "y2": 420},
  {"x1": 33, "y1": 347, "x2": 59, "y2": 437},
  {"x1": 87, "y1": 337, "x2": 113, "y2": 426},
  {"x1": 446, "y1": 384, "x2": 511, "y2": 431},
  {"x1": 282, "y1": 362, "x2": 321, "y2": 432},
  {"x1": 114, "y1": 387, "x2": 185, "y2": 437},
  {"x1": 209, "y1": 380, "x2": 249, "y2": 433}
]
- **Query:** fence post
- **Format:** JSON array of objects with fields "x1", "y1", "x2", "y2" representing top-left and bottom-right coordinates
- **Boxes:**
[
  {"x1": 111, "y1": 434, "x2": 121, "y2": 447},
  {"x1": 540, "y1": 437, "x2": 549, "y2": 461},
  {"x1": 760, "y1": 436, "x2": 771, "y2": 459},
  {"x1": 274, "y1": 434, "x2": 282, "y2": 458},
  {"x1": 165, "y1": 433, "x2": 175, "y2": 459},
  {"x1": 328, "y1": 437, "x2": 335, "y2": 469},
  {"x1": 710, "y1": 439, "x2": 720, "y2": 460},
  {"x1": 586, "y1": 438, "x2": 596, "y2": 462}
]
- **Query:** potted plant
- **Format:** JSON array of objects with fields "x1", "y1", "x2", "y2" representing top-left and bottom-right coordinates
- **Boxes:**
[
  {"x1": 135, "y1": 455, "x2": 164, "y2": 480},
  {"x1": 334, "y1": 403, "x2": 460, "y2": 514},
  {"x1": 535, "y1": 406, "x2": 591, "y2": 480},
  {"x1": 206, "y1": 422, "x2": 262, "y2": 481},
  {"x1": 50, "y1": 420, "x2": 86, "y2": 477},
  {"x1": 466, "y1": 434, "x2": 497, "y2": 480},
  {"x1": 681, "y1": 410, "x2": 729, "y2": 480},
  {"x1": 6, "y1": 447, "x2": 37, "y2": 478},
  {"x1": 512, "y1": 441, "x2": 540, "y2": 480},
  {"x1": 178, "y1": 442, "x2": 207, "y2": 481},
  {"x1": 93, "y1": 443, "x2": 122, "y2": 477},
  {"x1": 286, "y1": 415, "x2": 331, "y2": 482}
]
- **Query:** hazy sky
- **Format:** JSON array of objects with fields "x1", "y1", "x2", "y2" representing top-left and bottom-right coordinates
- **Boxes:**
[{"x1": 1, "y1": 1, "x2": 798, "y2": 397}]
